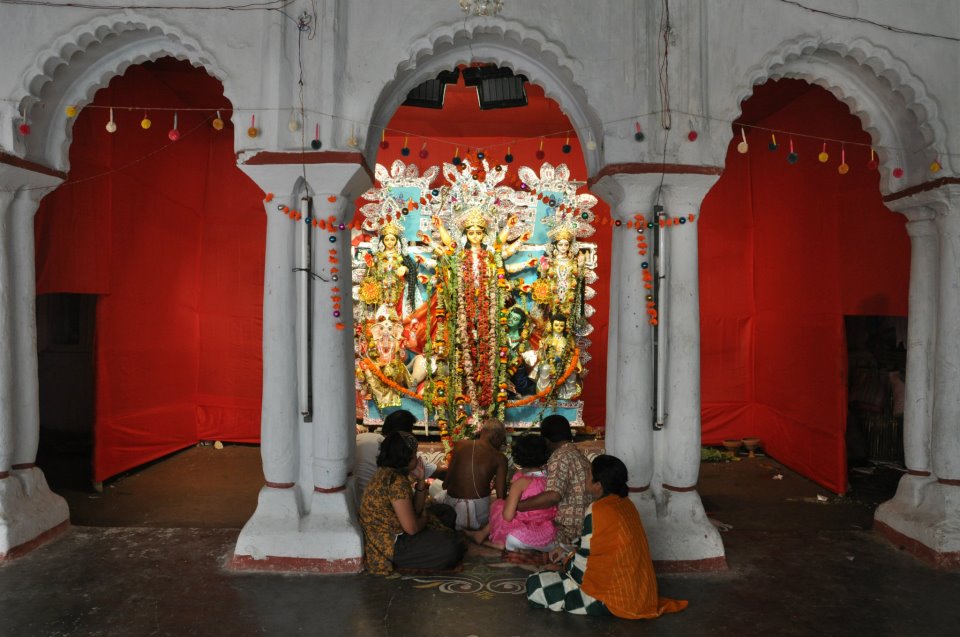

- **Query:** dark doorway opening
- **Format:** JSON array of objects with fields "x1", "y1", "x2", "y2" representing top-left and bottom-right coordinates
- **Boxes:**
[{"x1": 36, "y1": 293, "x2": 97, "y2": 491}]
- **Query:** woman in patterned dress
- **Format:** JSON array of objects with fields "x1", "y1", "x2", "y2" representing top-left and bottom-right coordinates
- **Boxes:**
[
  {"x1": 525, "y1": 454, "x2": 688, "y2": 619},
  {"x1": 359, "y1": 431, "x2": 464, "y2": 575}
]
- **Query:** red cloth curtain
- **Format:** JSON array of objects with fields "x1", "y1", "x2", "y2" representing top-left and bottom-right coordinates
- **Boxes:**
[
  {"x1": 35, "y1": 59, "x2": 265, "y2": 482},
  {"x1": 700, "y1": 81, "x2": 909, "y2": 493}
]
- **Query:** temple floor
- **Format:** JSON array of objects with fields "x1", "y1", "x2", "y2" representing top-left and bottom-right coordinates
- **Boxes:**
[{"x1": 3, "y1": 445, "x2": 959, "y2": 636}]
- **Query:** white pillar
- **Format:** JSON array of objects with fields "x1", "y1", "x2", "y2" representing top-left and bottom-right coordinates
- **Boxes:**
[
  {"x1": 875, "y1": 185, "x2": 960, "y2": 568},
  {"x1": 0, "y1": 162, "x2": 68, "y2": 560},
  {"x1": 876, "y1": 206, "x2": 938, "y2": 532},
  {"x1": 233, "y1": 154, "x2": 370, "y2": 572},
  {"x1": 592, "y1": 171, "x2": 725, "y2": 568}
]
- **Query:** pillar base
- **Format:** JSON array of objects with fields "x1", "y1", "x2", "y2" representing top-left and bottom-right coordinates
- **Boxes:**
[
  {"x1": 0, "y1": 467, "x2": 70, "y2": 560},
  {"x1": 875, "y1": 475, "x2": 960, "y2": 568},
  {"x1": 632, "y1": 489, "x2": 727, "y2": 571},
  {"x1": 231, "y1": 483, "x2": 363, "y2": 573}
]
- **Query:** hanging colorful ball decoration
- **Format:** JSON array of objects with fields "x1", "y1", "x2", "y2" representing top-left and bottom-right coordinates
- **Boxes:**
[
  {"x1": 105, "y1": 108, "x2": 117, "y2": 134},
  {"x1": 419, "y1": 142, "x2": 429, "y2": 159},
  {"x1": 452, "y1": 147, "x2": 462, "y2": 166},
  {"x1": 504, "y1": 147, "x2": 514, "y2": 164},
  {"x1": 562, "y1": 135, "x2": 572, "y2": 154},
  {"x1": 535, "y1": 138, "x2": 545, "y2": 160},
  {"x1": 768, "y1": 133, "x2": 778, "y2": 152},
  {"x1": 867, "y1": 148, "x2": 878, "y2": 170},
  {"x1": 167, "y1": 112, "x2": 180, "y2": 141},
  {"x1": 287, "y1": 114, "x2": 300, "y2": 132},
  {"x1": 838, "y1": 145, "x2": 849, "y2": 175},
  {"x1": 247, "y1": 114, "x2": 259, "y2": 138},
  {"x1": 687, "y1": 130, "x2": 698, "y2": 142},
  {"x1": 311, "y1": 122, "x2": 321, "y2": 149},
  {"x1": 892, "y1": 167, "x2": 904, "y2": 179},
  {"x1": 736, "y1": 128, "x2": 748, "y2": 154},
  {"x1": 211, "y1": 110, "x2": 224, "y2": 131},
  {"x1": 818, "y1": 142, "x2": 829, "y2": 163},
  {"x1": 379, "y1": 130, "x2": 389, "y2": 150},
  {"x1": 930, "y1": 159, "x2": 942, "y2": 174},
  {"x1": 65, "y1": 105, "x2": 78, "y2": 118},
  {"x1": 141, "y1": 113, "x2": 152, "y2": 130},
  {"x1": 18, "y1": 122, "x2": 30, "y2": 136},
  {"x1": 587, "y1": 136, "x2": 598, "y2": 151},
  {"x1": 634, "y1": 122, "x2": 645, "y2": 142},
  {"x1": 787, "y1": 138, "x2": 798, "y2": 164},
  {"x1": 400, "y1": 136, "x2": 410, "y2": 156}
]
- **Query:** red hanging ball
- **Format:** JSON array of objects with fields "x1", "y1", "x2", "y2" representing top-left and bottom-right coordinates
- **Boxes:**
[
  {"x1": 892, "y1": 167, "x2": 904, "y2": 178},
  {"x1": 18, "y1": 123, "x2": 30, "y2": 136},
  {"x1": 380, "y1": 140, "x2": 390, "y2": 149},
  {"x1": 535, "y1": 150, "x2": 545, "y2": 160},
  {"x1": 687, "y1": 130, "x2": 698, "y2": 142}
]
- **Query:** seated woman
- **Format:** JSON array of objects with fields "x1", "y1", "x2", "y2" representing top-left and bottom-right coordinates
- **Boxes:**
[
  {"x1": 359, "y1": 431, "x2": 465, "y2": 575},
  {"x1": 467, "y1": 434, "x2": 557, "y2": 553},
  {"x1": 525, "y1": 454, "x2": 688, "y2": 619}
]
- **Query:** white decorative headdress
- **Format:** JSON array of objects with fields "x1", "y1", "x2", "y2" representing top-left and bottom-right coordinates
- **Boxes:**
[
  {"x1": 359, "y1": 160, "x2": 440, "y2": 234},
  {"x1": 517, "y1": 163, "x2": 598, "y2": 242},
  {"x1": 435, "y1": 157, "x2": 524, "y2": 244}
]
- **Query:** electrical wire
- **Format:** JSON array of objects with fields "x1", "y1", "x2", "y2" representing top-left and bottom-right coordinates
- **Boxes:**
[
  {"x1": 775, "y1": 0, "x2": 960, "y2": 43},
  {"x1": 0, "y1": 0, "x2": 296, "y2": 11}
]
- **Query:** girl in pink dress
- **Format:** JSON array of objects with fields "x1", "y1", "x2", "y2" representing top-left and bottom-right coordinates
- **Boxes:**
[{"x1": 469, "y1": 434, "x2": 558, "y2": 552}]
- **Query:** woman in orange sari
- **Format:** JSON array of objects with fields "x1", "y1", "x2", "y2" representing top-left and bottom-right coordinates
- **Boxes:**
[{"x1": 525, "y1": 454, "x2": 688, "y2": 619}]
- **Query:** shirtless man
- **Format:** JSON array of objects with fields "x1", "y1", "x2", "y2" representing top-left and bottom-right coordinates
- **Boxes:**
[{"x1": 431, "y1": 419, "x2": 508, "y2": 531}]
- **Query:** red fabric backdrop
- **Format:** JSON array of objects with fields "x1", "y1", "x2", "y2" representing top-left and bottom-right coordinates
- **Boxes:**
[
  {"x1": 35, "y1": 60, "x2": 265, "y2": 482},
  {"x1": 699, "y1": 81, "x2": 910, "y2": 493}
]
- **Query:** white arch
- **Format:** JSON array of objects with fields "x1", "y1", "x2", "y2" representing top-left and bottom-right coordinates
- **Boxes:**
[
  {"x1": 14, "y1": 13, "x2": 233, "y2": 172},
  {"x1": 367, "y1": 19, "x2": 603, "y2": 175},
  {"x1": 732, "y1": 36, "x2": 946, "y2": 195}
]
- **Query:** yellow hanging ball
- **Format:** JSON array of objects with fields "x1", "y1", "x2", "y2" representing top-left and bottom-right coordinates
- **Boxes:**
[
  {"x1": 65, "y1": 105, "x2": 77, "y2": 118},
  {"x1": 247, "y1": 126, "x2": 259, "y2": 138},
  {"x1": 141, "y1": 116, "x2": 152, "y2": 130},
  {"x1": 838, "y1": 163, "x2": 850, "y2": 175},
  {"x1": 818, "y1": 152, "x2": 829, "y2": 163},
  {"x1": 930, "y1": 160, "x2": 942, "y2": 173},
  {"x1": 212, "y1": 117, "x2": 224, "y2": 131}
]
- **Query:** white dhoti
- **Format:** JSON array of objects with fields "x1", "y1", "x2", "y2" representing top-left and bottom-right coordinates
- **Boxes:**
[{"x1": 430, "y1": 484, "x2": 491, "y2": 531}]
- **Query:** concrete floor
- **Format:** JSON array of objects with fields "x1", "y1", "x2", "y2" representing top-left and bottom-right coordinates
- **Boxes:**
[{"x1": 3, "y1": 445, "x2": 960, "y2": 636}]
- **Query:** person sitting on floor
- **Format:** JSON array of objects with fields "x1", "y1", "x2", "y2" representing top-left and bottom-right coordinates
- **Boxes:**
[
  {"x1": 359, "y1": 431, "x2": 465, "y2": 575},
  {"x1": 526, "y1": 454, "x2": 689, "y2": 619},
  {"x1": 430, "y1": 418, "x2": 508, "y2": 531},
  {"x1": 466, "y1": 433, "x2": 557, "y2": 554},
  {"x1": 515, "y1": 414, "x2": 592, "y2": 547},
  {"x1": 353, "y1": 409, "x2": 439, "y2": 501}
]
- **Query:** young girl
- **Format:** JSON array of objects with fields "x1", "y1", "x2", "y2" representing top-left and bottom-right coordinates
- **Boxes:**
[{"x1": 468, "y1": 434, "x2": 557, "y2": 552}]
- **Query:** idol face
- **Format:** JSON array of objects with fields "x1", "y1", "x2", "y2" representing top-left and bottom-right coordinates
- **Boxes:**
[
  {"x1": 466, "y1": 225, "x2": 485, "y2": 246},
  {"x1": 382, "y1": 233, "x2": 398, "y2": 250},
  {"x1": 552, "y1": 318, "x2": 566, "y2": 334},
  {"x1": 507, "y1": 310, "x2": 525, "y2": 329},
  {"x1": 556, "y1": 238, "x2": 570, "y2": 256}
]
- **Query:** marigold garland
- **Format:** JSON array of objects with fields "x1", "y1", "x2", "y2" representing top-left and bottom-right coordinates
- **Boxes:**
[{"x1": 358, "y1": 347, "x2": 580, "y2": 410}]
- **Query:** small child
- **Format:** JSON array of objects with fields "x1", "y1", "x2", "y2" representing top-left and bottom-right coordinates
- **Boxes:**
[{"x1": 468, "y1": 434, "x2": 557, "y2": 552}]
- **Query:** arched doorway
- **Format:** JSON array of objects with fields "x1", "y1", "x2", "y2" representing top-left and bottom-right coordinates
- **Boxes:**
[
  {"x1": 33, "y1": 58, "x2": 265, "y2": 525},
  {"x1": 354, "y1": 65, "x2": 612, "y2": 435},
  {"x1": 700, "y1": 79, "x2": 910, "y2": 494}
]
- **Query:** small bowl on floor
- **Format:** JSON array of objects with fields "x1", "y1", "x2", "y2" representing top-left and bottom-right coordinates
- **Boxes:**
[{"x1": 722, "y1": 439, "x2": 743, "y2": 453}]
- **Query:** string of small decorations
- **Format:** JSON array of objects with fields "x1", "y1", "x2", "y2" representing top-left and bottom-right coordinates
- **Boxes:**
[
  {"x1": 263, "y1": 192, "x2": 351, "y2": 330},
  {"x1": 13, "y1": 101, "x2": 949, "y2": 178}
]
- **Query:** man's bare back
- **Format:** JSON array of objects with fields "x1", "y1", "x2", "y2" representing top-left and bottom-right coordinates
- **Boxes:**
[{"x1": 443, "y1": 425, "x2": 507, "y2": 500}]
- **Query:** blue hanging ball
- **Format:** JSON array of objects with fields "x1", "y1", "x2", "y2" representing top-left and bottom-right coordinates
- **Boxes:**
[
  {"x1": 504, "y1": 153, "x2": 514, "y2": 163},
  {"x1": 641, "y1": 262, "x2": 649, "y2": 269},
  {"x1": 310, "y1": 139, "x2": 321, "y2": 150},
  {"x1": 477, "y1": 152, "x2": 485, "y2": 160},
  {"x1": 304, "y1": 216, "x2": 313, "y2": 224},
  {"x1": 634, "y1": 132, "x2": 645, "y2": 142},
  {"x1": 431, "y1": 189, "x2": 439, "y2": 196},
  {"x1": 328, "y1": 235, "x2": 337, "y2": 243},
  {"x1": 562, "y1": 144, "x2": 572, "y2": 154},
  {"x1": 401, "y1": 147, "x2": 410, "y2": 156},
  {"x1": 452, "y1": 156, "x2": 462, "y2": 166},
  {"x1": 768, "y1": 142, "x2": 778, "y2": 151},
  {"x1": 787, "y1": 152, "x2": 799, "y2": 164},
  {"x1": 679, "y1": 217, "x2": 687, "y2": 224}
]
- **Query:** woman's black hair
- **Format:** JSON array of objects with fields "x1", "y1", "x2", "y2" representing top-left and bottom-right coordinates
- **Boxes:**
[
  {"x1": 377, "y1": 431, "x2": 416, "y2": 470},
  {"x1": 539, "y1": 414, "x2": 573, "y2": 443},
  {"x1": 590, "y1": 454, "x2": 629, "y2": 498},
  {"x1": 382, "y1": 409, "x2": 417, "y2": 435},
  {"x1": 511, "y1": 434, "x2": 551, "y2": 469}
]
